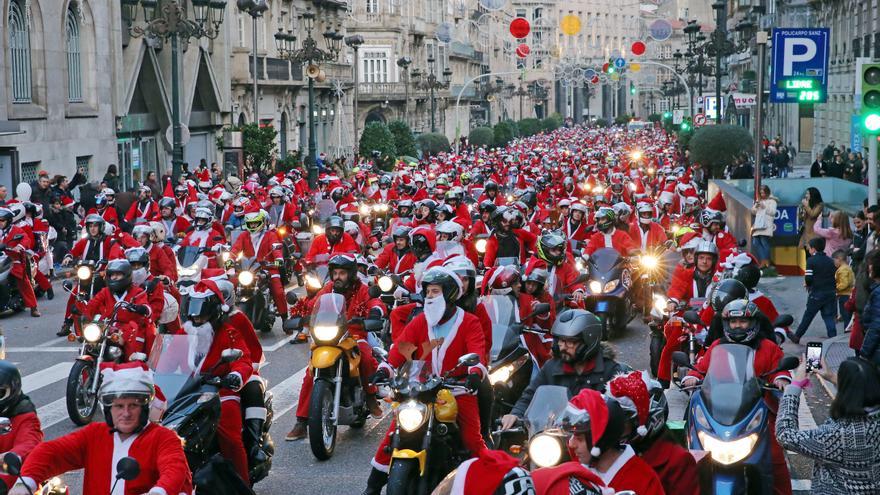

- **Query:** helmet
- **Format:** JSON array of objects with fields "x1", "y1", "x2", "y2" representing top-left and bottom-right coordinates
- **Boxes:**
[
  {"x1": 436, "y1": 204, "x2": 454, "y2": 221},
  {"x1": 102, "y1": 188, "x2": 116, "y2": 202},
  {"x1": 569, "y1": 202, "x2": 588, "y2": 215},
  {"x1": 700, "y1": 209, "x2": 725, "y2": 228},
  {"x1": 328, "y1": 254, "x2": 358, "y2": 292},
  {"x1": 98, "y1": 364, "x2": 154, "y2": 432},
  {"x1": 95, "y1": 194, "x2": 109, "y2": 209},
  {"x1": 550, "y1": 309, "x2": 603, "y2": 362},
  {"x1": 735, "y1": 263, "x2": 762, "y2": 290},
  {"x1": 0, "y1": 208, "x2": 13, "y2": 226},
  {"x1": 436, "y1": 221, "x2": 464, "y2": 241},
  {"x1": 174, "y1": 184, "x2": 188, "y2": 197},
  {"x1": 148, "y1": 221, "x2": 167, "y2": 244},
  {"x1": 131, "y1": 224, "x2": 153, "y2": 245},
  {"x1": 392, "y1": 225, "x2": 412, "y2": 241},
  {"x1": 411, "y1": 232, "x2": 433, "y2": 260},
  {"x1": 459, "y1": 172, "x2": 471, "y2": 184},
  {"x1": 269, "y1": 186, "x2": 286, "y2": 200},
  {"x1": 22, "y1": 202, "x2": 38, "y2": 218},
  {"x1": 214, "y1": 279, "x2": 236, "y2": 308},
  {"x1": 85, "y1": 214, "x2": 106, "y2": 238},
  {"x1": 343, "y1": 220, "x2": 360, "y2": 239},
  {"x1": 519, "y1": 191, "x2": 537, "y2": 210},
  {"x1": 694, "y1": 240, "x2": 719, "y2": 262},
  {"x1": 193, "y1": 207, "x2": 213, "y2": 230},
  {"x1": 105, "y1": 259, "x2": 133, "y2": 295},
  {"x1": 612, "y1": 202, "x2": 632, "y2": 220},
  {"x1": 709, "y1": 279, "x2": 748, "y2": 312},
  {"x1": 421, "y1": 266, "x2": 461, "y2": 303},
  {"x1": 0, "y1": 361, "x2": 23, "y2": 416},
  {"x1": 486, "y1": 265, "x2": 520, "y2": 295},
  {"x1": 524, "y1": 268, "x2": 549, "y2": 292},
  {"x1": 124, "y1": 246, "x2": 150, "y2": 269},
  {"x1": 415, "y1": 199, "x2": 438, "y2": 222},
  {"x1": 721, "y1": 299, "x2": 761, "y2": 344},
  {"x1": 158, "y1": 197, "x2": 176, "y2": 211},
  {"x1": 397, "y1": 199, "x2": 414, "y2": 216},
  {"x1": 563, "y1": 177, "x2": 574, "y2": 189},
  {"x1": 537, "y1": 232, "x2": 566, "y2": 266},
  {"x1": 595, "y1": 207, "x2": 616, "y2": 233},
  {"x1": 244, "y1": 210, "x2": 268, "y2": 233},
  {"x1": 379, "y1": 175, "x2": 392, "y2": 187},
  {"x1": 445, "y1": 188, "x2": 462, "y2": 204},
  {"x1": 187, "y1": 284, "x2": 223, "y2": 322},
  {"x1": 484, "y1": 181, "x2": 498, "y2": 193},
  {"x1": 8, "y1": 203, "x2": 24, "y2": 223},
  {"x1": 561, "y1": 389, "x2": 626, "y2": 457},
  {"x1": 232, "y1": 196, "x2": 250, "y2": 217},
  {"x1": 479, "y1": 199, "x2": 497, "y2": 215},
  {"x1": 326, "y1": 215, "x2": 345, "y2": 231}
]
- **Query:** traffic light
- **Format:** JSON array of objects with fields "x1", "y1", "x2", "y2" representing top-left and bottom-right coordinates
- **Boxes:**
[
  {"x1": 630, "y1": 82, "x2": 636, "y2": 95},
  {"x1": 662, "y1": 111, "x2": 672, "y2": 120},
  {"x1": 862, "y1": 63, "x2": 880, "y2": 134},
  {"x1": 680, "y1": 120, "x2": 691, "y2": 132}
]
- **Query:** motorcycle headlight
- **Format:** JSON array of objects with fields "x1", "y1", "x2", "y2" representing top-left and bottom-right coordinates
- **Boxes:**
[
  {"x1": 475, "y1": 238, "x2": 487, "y2": 254},
  {"x1": 603, "y1": 280, "x2": 619, "y2": 293},
  {"x1": 312, "y1": 325, "x2": 340, "y2": 342},
  {"x1": 76, "y1": 266, "x2": 92, "y2": 280},
  {"x1": 83, "y1": 323, "x2": 102, "y2": 343},
  {"x1": 529, "y1": 433, "x2": 564, "y2": 468},
  {"x1": 312, "y1": 224, "x2": 324, "y2": 235},
  {"x1": 277, "y1": 226, "x2": 288, "y2": 237},
  {"x1": 221, "y1": 251, "x2": 231, "y2": 262},
  {"x1": 378, "y1": 276, "x2": 395, "y2": 293},
  {"x1": 106, "y1": 346, "x2": 122, "y2": 361},
  {"x1": 396, "y1": 400, "x2": 427, "y2": 432},
  {"x1": 305, "y1": 274, "x2": 322, "y2": 289},
  {"x1": 640, "y1": 255, "x2": 658, "y2": 271},
  {"x1": 360, "y1": 204, "x2": 371, "y2": 217},
  {"x1": 697, "y1": 431, "x2": 758, "y2": 465},
  {"x1": 576, "y1": 259, "x2": 585, "y2": 271},
  {"x1": 652, "y1": 294, "x2": 668, "y2": 313},
  {"x1": 589, "y1": 281, "x2": 602, "y2": 294},
  {"x1": 489, "y1": 364, "x2": 514, "y2": 385},
  {"x1": 239, "y1": 270, "x2": 255, "y2": 286}
]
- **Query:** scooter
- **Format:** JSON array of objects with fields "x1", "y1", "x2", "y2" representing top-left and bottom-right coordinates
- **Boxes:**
[
  {"x1": 583, "y1": 247, "x2": 635, "y2": 340},
  {"x1": 675, "y1": 337, "x2": 799, "y2": 495},
  {"x1": 231, "y1": 258, "x2": 278, "y2": 334}
]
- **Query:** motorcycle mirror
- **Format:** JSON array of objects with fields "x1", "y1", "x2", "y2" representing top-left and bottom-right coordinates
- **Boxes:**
[
  {"x1": 220, "y1": 348, "x2": 243, "y2": 363},
  {"x1": 286, "y1": 291, "x2": 299, "y2": 305},
  {"x1": 457, "y1": 353, "x2": 480, "y2": 368},
  {"x1": 531, "y1": 303, "x2": 551, "y2": 317},
  {"x1": 3, "y1": 451, "x2": 22, "y2": 476},
  {"x1": 372, "y1": 347, "x2": 389, "y2": 362},
  {"x1": 775, "y1": 355, "x2": 801, "y2": 373},
  {"x1": 363, "y1": 319, "x2": 383, "y2": 333},
  {"x1": 283, "y1": 317, "x2": 302, "y2": 332},
  {"x1": 773, "y1": 314, "x2": 794, "y2": 328},
  {"x1": 116, "y1": 456, "x2": 140, "y2": 481},
  {"x1": 0, "y1": 417, "x2": 11, "y2": 434},
  {"x1": 367, "y1": 265, "x2": 379, "y2": 276},
  {"x1": 129, "y1": 352, "x2": 147, "y2": 362},
  {"x1": 682, "y1": 310, "x2": 703, "y2": 325},
  {"x1": 672, "y1": 351, "x2": 694, "y2": 370},
  {"x1": 11, "y1": 235, "x2": 22, "y2": 241},
  {"x1": 368, "y1": 285, "x2": 382, "y2": 299}
]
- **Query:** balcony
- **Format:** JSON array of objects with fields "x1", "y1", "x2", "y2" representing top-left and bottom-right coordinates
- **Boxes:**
[
  {"x1": 450, "y1": 41, "x2": 483, "y2": 62},
  {"x1": 358, "y1": 82, "x2": 410, "y2": 101}
]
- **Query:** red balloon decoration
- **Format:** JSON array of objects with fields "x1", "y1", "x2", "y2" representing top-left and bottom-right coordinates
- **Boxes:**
[
  {"x1": 602, "y1": 62, "x2": 610, "y2": 73},
  {"x1": 516, "y1": 43, "x2": 531, "y2": 58},
  {"x1": 591, "y1": 76, "x2": 600, "y2": 84},
  {"x1": 510, "y1": 18, "x2": 531, "y2": 39},
  {"x1": 631, "y1": 41, "x2": 646, "y2": 56}
]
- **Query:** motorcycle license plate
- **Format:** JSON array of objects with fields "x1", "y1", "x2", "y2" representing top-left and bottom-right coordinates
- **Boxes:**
[{"x1": 595, "y1": 300, "x2": 609, "y2": 312}]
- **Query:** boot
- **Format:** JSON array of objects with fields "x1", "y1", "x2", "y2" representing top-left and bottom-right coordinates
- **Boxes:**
[
  {"x1": 57, "y1": 318, "x2": 73, "y2": 337},
  {"x1": 361, "y1": 467, "x2": 388, "y2": 495},
  {"x1": 30, "y1": 308, "x2": 40, "y2": 317},
  {"x1": 46, "y1": 287, "x2": 54, "y2": 300},
  {"x1": 366, "y1": 394, "x2": 383, "y2": 418},
  {"x1": 243, "y1": 418, "x2": 269, "y2": 465},
  {"x1": 285, "y1": 419, "x2": 307, "y2": 441}
]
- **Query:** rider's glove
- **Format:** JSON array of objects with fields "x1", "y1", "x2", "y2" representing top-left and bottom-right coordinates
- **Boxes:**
[
  {"x1": 464, "y1": 373, "x2": 482, "y2": 393},
  {"x1": 368, "y1": 307, "x2": 383, "y2": 320},
  {"x1": 222, "y1": 373, "x2": 243, "y2": 391},
  {"x1": 131, "y1": 304, "x2": 150, "y2": 317}
]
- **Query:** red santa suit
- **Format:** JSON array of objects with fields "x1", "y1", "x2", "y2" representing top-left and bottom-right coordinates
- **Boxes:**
[
  {"x1": 629, "y1": 221, "x2": 668, "y2": 250},
  {"x1": 18, "y1": 422, "x2": 191, "y2": 495},
  {"x1": 372, "y1": 309, "x2": 487, "y2": 470},
  {"x1": 230, "y1": 229, "x2": 289, "y2": 316},
  {"x1": 154, "y1": 215, "x2": 191, "y2": 241},
  {"x1": 704, "y1": 229, "x2": 738, "y2": 263},
  {"x1": 0, "y1": 224, "x2": 37, "y2": 310},
  {"x1": 125, "y1": 200, "x2": 159, "y2": 224},
  {"x1": 0, "y1": 410, "x2": 42, "y2": 489},
  {"x1": 640, "y1": 435, "x2": 700, "y2": 495},
  {"x1": 83, "y1": 287, "x2": 156, "y2": 359},
  {"x1": 594, "y1": 445, "x2": 665, "y2": 495},
  {"x1": 85, "y1": 207, "x2": 120, "y2": 228},
  {"x1": 374, "y1": 244, "x2": 416, "y2": 275},
  {"x1": 370, "y1": 188, "x2": 399, "y2": 203},
  {"x1": 562, "y1": 218, "x2": 591, "y2": 243},
  {"x1": 303, "y1": 232, "x2": 359, "y2": 265},
  {"x1": 524, "y1": 255, "x2": 585, "y2": 301},
  {"x1": 532, "y1": 462, "x2": 607, "y2": 495},
  {"x1": 146, "y1": 243, "x2": 175, "y2": 280},
  {"x1": 583, "y1": 228, "x2": 637, "y2": 257}
]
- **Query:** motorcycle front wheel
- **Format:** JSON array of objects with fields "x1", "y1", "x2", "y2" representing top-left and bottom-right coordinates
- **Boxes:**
[
  {"x1": 66, "y1": 360, "x2": 99, "y2": 426},
  {"x1": 649, "y1": 330, "x2": 665, "y2": 378},
  {"x1": 387, "y1": 458, "x2": 422, "y2": 495},
  {"x1": 308, "y1": 380, "x2": 337, "y2": 460}
]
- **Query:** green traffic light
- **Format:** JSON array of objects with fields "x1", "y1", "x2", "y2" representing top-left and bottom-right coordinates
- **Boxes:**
[
  {"x1": 681, "y1": 123, "x2": 691, "y2": 131},
  {"x1": 662, "y1": 112, "x2": 671, "y2": 119},
  {"x1": 865, "y1": 114, "x2": 880, "y2": 132}
]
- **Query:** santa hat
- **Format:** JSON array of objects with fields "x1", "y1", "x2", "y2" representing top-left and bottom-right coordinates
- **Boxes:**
[
  {"x1": 189, "y1": 279, "x2": 230, "y2": 312},
  {"x1": 447, "y1": 449, "x2": 521, "y2": 495},
  {"x1": 568, "y1": 389, "x2": 610, "y2": 458},
  {"x1": 658, "y1": 190, "x2": 674, "y2": 205},
  {"x1": 707, "y1": 191, "x2": 727, "y2": 212},
  {"x1": 607, "y1": 371, "x2": 652, "y2": 436},
  {"x1": 163, "y1": 178, "x2": 174, "y2": 199},
  {"x1": 99, "y1": 361, "x2": 155, "y2": 398},
  {"x1": 60, "y1": 196, "x2": 75, "y2": 208}
]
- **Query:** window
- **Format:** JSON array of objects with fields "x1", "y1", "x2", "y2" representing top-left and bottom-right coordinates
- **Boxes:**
[
  {"x1": 76, "y1": 155, "x2": 92, "y2": 177},
  {"x1": 66, "y1": 7, "x2": 83, "y2": 103},
  {"x1": 366, "y1": 0, "x2": 378, "y2": 14},
  {"x1": 362, "y1": 50, "x2": 389, "y2": 82},
  {"x1": 20, "y1": 161, "x2": 39, "y2": 184},
  {"x1": 8, "y1": 0, "x2": 32, "y2": 103},
  {"x1": 237, "y1": 14, "x2": 246, "y2": 47},
  {"x1": 515, "y1": 9, "x2": 526, "y2": 18}
]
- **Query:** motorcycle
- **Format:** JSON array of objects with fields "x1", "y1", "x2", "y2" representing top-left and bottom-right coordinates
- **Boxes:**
[
  {"x1": 383, "y1": 354, "x2": 480, "y2": 495},
  {"x1": 674, "y1": 340, "x2": 799, "y2": 495},
  {"x1": 1, "y1": 449, "x2": 70, "y2": 495},
  {"x1": 64, "y1": 301, "x2": 130, "y2": 426},
  {"x1": 60, "y1": 259, "x2": 107, "y2": 336},
  {"x1": 490, "y1": 385, "x2": 572, "y2": 468},
  {"x1": 0, "y1": 235, "x2": 28, "y2": 317},
  {"x1": 150, "y1": 334, "x2": 273, "y2": 493},
  {"x1": 176, "y1": 246, "x2": 209, "y2": 321},
  {"x1": 647, "y1": 296, "x2": 705, "y2": 380},
  {"x1": 583, "y1": 247, "x2": 635, "y2": 340},
  {"x1": 231, "y1": 257, "x2": 278, "y2": 334},
  {"x1": 285, "y1": 293, "x2": 383, "y2": 460}
]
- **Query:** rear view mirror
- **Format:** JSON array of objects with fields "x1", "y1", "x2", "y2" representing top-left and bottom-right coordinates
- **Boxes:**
[
  {"x1": 683, "y1": 310, "x2": 703, "y2": 326},
  {"x1": 286, "y1": 291, "x2": 299, "y2": 305},
  {"x1": 372, "y1": 347, "x2": 389, "y2": 362},
  {"x1": 773, "y1": 314, "x2": 794, "y2": 328},
  {"x1": 283, "y1": 317, "x2": 303, "y2": 332},
  {"x1": 0, "y1": 417, "x2": 10, "y2": 435},
  {"x1": 364, "y1": 319, "x2": 383, "y2": 333},
  {"x1": 220, "y1": 348, "x2": 243, "y2": 363},
  {"x1": 532, "y1": 303, "x2": 551, "y2": 316},
  {"x1": 3, "y1": 451, "x2": 21, "y2": 476},
  {"x1": 776, "y1": 355, "x2": 800, "y2": 373},
  {"x1": 368, "y1": 285, "x2": 382, "y2": 299},
  {"x1": 116, "y1": 456, "x2": 141, "y2": 481},
  {"x1": 672, "y1": 351, "x2": 693, "y2": 370}
]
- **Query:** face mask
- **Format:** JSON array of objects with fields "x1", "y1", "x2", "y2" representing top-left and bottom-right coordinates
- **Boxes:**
[
  {"x1": 131, "y1": 268, "x2": 148, "y2": 286},
  {"x1": 182, "y1": 320, "x2": 214, "y2": 367},
  {"x1": 423, "y1": 295, "x2": 446, "y2": 327}
]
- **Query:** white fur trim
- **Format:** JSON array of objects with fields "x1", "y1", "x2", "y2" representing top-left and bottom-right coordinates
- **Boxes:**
[
  {"x1": 149, "y1": 488, "x2": 168, "y2": 495},
  {"x1": 370, "y1": 457, "x2": 390, "y2": 473},
  {"x1": 220, "y1": 395, "x2": 241, "y2": 402},
  {"x1": 636, "y1": 425, "x2": 648, "y2": 436},
  {"x1": 245, "y1": 407, "x2": 267, "y2": 420},
  {"x1": 467, "y1": 363, "x2": 488, "y2": 380},
  {"x1": 220, "y1": 304, "x2": 230, "y2": 312},
  {"x1": 112, "y1": 431, "x2": 140, "y2": 494},
  {"x1": 450, "y1": 458, "x2": 477, "y2": 495},
  {"x1": 595, "y1": 445, "x2": 636, "y2": 486},
  {"x1": 430, "y1": 308, "x2": 465, "y2": 377},
  {"x1": 591, "y1": 447, "x2": 602, "y2": 457}
]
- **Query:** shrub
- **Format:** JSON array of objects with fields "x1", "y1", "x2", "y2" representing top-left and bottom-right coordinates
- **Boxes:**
[
  {"x1": 594, "y1": 118, "x2": 609, "y2": 128},
  {"x1": 517, "y1": 118, "x2": 542, "y2": 137},
  {"x1": 387, "y1": 120, "x2": 417, "y2": 157},
  {"x1": 493, "y1": 121, "x2": 516, "y2": 146},
  {"x1": 689, "y1": 124, "x2": 754, "y2": 178},
  {"x1": 416, "y1": 133, "x2": 450, "y2": 156},
  {"x1": 647, "y1": 113, "x2": 661, "y2": 123},
  {"x1": 468, "y1": 127, "x2": 495, "y2": 148},
  {"x1": 359, "y1": 122, "x2": 397, "y2": 170}
]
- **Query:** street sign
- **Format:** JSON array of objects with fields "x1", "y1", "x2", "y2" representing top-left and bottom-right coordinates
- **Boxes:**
[
  {"x1": 614, "y1": 57, "x2": 626, "y2": 69},
  {"x1": 704, "y1": 96, "x2": 724, "y2": 120},
  {"x1": 672, "y1": 110, "x2": 683, "y2": 125},
  {"x1": 852, "y1": 115, "x2": 863, "y2": 152},
  {"x1": 165, "y1": 124, "x2": 191, "y2": 147},
  {"x1": 774, "y1": 206, "x2": 799, "y2": 236},
  {"x1": 694, "y1": 113, "x2": 706, "y2": 126},
  {"x1": 770, "y1": 28, "x2": 830, "y2": 103}
]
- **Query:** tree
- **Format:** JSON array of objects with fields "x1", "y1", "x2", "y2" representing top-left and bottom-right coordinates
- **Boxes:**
[
  {"x1": 689, "y1": 124, "x2": 754, "y2": 177},
  {"x1": 468, "y1": 127, "x2": 495, "y2": 148},
  {"x1": 416, "y1": 133, "x2": 450, "y2": 156},
  {"x1": 541, "y1": 113, "x2": 564, "y2": 132},
  {"x1": 594, "y1": 118, "x2": 610, "y2": 128},
  {"x1": 359, "y1": 122, "x2": 397, "y2": 170},
  {"x1": 647, "y1": 113, "x2": 661, "y2": 123},
  {"x1": 493, "y1": 121, "x2": 516, "y2": 146},
  {"x1": 218, "y1": 123, "x2": 277, "y2": 175},
  {"x1": 517, "y1": 118, "x2": 542, "y2": 137},
  {"x1": 614, "y1": 114, "x2": 632, "y2": 126},
  {"x1": 387, "y1": 120, "x2": 417, "y2": 157}
]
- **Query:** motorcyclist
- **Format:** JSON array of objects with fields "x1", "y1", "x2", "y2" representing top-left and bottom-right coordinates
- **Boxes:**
[
  {"x1": 22, "y1": 203, "x2": 53, "y2": 302},
  {"x1": 149, "y1": 221, "x2": 178, "y2": 282},
  {"x1": 0, "y1": 207, "x2": 40, "y2": 317},
  {"x1": 631, "y1": 200, "x2": 668, "y2": 250},
  {"x1": 229, "y1": 210, "x2": 289, "y2": 323},
  {"x1": 125, "y1": 185, "x2": 159, "y2": 225},
  {"x1": 265, "y1": 186, "x2": 298, "y2": 228},
  {"x1": 131, "y1": 224, "x2": 176, "y2": 280},
  {"x1": 563, "y1": 202, "x2": 591, "y2": 244},
  {"x1": 524, "y1": 232, "x2": 585, "y2": 305},
  {"x1": 436, "y1": 220, "x2": 479, "y2": 265},
  {"x1": 666, "y1": 240, "x2": 718, "y2": 310},
  {"x1": 363, "y1": 267, "x2": 487, "y2": 495},
  {"x1": 124, "y1": 246, "x2": 180, "y2": 333},
  {"x1": 303, "y1": 216, "x2": 359, "y2": 265},
  {"x1": 521, "y1": 268, "x2": 557, "y2": 333},
  {"x1": 470, "y1": 199, "x2": 496, "y2": 237},
  {"x1": 287, "y1": 254, "x2": 384, "y2": 441},
  {"x1": 583, "y1": 207, "x2": 636, "y2": 257},
  {"x1": 0, "y1": 361, "x2": 43, "y2": 492},
  {"x1": 374, "y1": 225, "x2": 415, "y2": 276},
  {"x1": 478, "y1": 180, "x2": 503, "y2": 205},
  {"x1": 370, "y1": 175, "x2": 398, "y2": 202},
  {"x1": 178, "y1": 207, "x2": 226, "y2": 263},
  {"x1": 432, "y1": 449, "x2": 537, "y2": 495},
  {"x1": 484, "y1": 206, "x2": 537, "y2": 267},
  {"x1": 699, "y1": 209, "x2": 737, "y2": 261},
  {"x1": 500, "y1": 309, "x2": 629, "y2": 430},
  {"x1": 85, "y1": 189, "x2": 120, "y2": 228},
  {"x1": 8, "y1": 362, "x2": 192, "y2": 495},
  {"x1": 155, "y1": 197, "x2": 190, "y2": 243},
  {"x1": 173, "y1": 184, "x2": 190, "y2": 215}
]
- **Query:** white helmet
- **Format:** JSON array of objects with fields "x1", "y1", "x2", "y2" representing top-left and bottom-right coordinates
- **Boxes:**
[
  {"x1": 131, "y1": 224, "x2": 153, "y2": 243},
  {"x1": 343, "y1": 220, "x2": 360, "y2": 238},
  {"x1": 436, "y1": 220, "x2": 464, "y2": 241},
  {"x1": 98, "y1": 364, "x2": 154, "y2": 407},
  {"x1": 7, "y1": 203, "x2": 24, "y2": 223},
  {"x1": 149, "y1": 221, "x2": 167, "y2": 243}
]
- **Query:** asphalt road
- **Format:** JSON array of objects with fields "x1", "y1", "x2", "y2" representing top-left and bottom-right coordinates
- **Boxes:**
[{"x1": 2, "y1": 271, "x2": 828, "y2": 494}]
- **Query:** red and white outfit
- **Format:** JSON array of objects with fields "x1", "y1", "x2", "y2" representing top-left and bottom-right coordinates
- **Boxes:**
[
  {"x1": 0, "y1": 410, "x2": 42, "y2": 490},
  {"x1": 125, "y1": 200, "x2": 159, "y2": 224},
  {"x1": 0, "y1": 224, "x2": 37, "y2": 310},
  {"x1": 593, "y1": 445, "x2": 665, "y2": 495},
  {"x1": 303, "y1": 232, "x2": 359, "y2": 265},
  {"x1": 83, "y1": 287, "x2": 156, "y2": 360},
  {"x1": 584, "y1": 228, "x2": 637, "y2": 257},
  {"x1": 230, "y1": 229, "x2": 288, "y2": 316}
]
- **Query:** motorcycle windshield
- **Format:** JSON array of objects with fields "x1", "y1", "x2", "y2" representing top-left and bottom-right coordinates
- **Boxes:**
[
  {"x1": 701, "y1": 344, "x2": 763, "y2": 426},
  {"x1": 493, "y1": 257, "x2": 519, "y2": 267},
  {"x1": 482, "y1": 295, "x2": 519, "y2": 361},
  {"x1": 589, "y1": 248, "x2": 622, "y2": 274},
  {"x1": 177, "y1": 247, "x2": 203, "y2": 268},
  {"x1": 524, "y1": 385, "x2": 570, "y2": 436},
  {"x1": 315, "y1": 200, "x2": 337, "y2": 223},
  {"x1": 309, "y1": 293, "x2": 345, "y2": 333},
  {"x1": 147, "y1": 334, "x2": 209, "y2": 403}
]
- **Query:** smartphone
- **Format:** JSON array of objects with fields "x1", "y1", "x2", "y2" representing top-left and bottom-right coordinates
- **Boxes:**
[{"x1": 806, "y1": 342, "x2": 823, "y2": 371}]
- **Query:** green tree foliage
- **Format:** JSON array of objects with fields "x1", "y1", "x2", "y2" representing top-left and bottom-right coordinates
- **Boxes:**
[
  {"x1": 594, "y1": 118, "x2": 610, "y2": 128},
  {"x1": 218, "y1": 123, "x2": 277, "y2": 175},
  {"x1": 689, "y1": 124, "x2": 754, "y2": 178},
  {"x1": 647, "y1": 113, "x2": 661, "y2": 123},
  {"x1": 541, "y1": 113, "x2": 564, "y2": 132},
  {"x1": 614, "y1": 114, "x2": 632, "y2": 126},
  {"x1": 493, "y1": 121, "x2": 516, "y2": 146},
  {"x1": 275, "y1": 151, "x2": 302, "y2": 173},
  {"x1": 517, "y1": 118, "x2": 542, "y2": 137},
  {"x1": 468, "y1": 127, "x2": 495, "y2": 148},
  {"x1": 359, "y1": 122, "x2": 397, "y2": 170},
  {"x1": 387, "y1": 120, "x2": 417, "y2": 157},
  {"x1": 416, "y1": 133, "x2": 450, "y2": 156}
]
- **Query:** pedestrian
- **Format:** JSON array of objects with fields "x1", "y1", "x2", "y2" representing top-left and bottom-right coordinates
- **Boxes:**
[
  {"x1": 813, "y1": 210, "x2": 853, "y2": 257},
  {"x1": 0, "y1": 185, "x2": 9, "y2": 206},
  {"x1": 143, "y1": 171, "x2": 161, "y2": 199},
  {"x1": 798, "y1": 187, "x2": 824, "y2": 258},
  {"x1": 750, "y1": 185, "x2": 777, "y2": 273},
  {"x1": 851, "y1": 211, "x2": 868, "y2": 270},
  {"x1": 788, "y1": 237, "x2": 838, "y2": 343},
  {"x1": 102, "y1": 164, "x2": 120, "y2": 192},
  {"x1": 859, "y1": 254, "x2": 880, "y2": 364},
  {"x1": 29, "y1": 172, "x2": 52, "y2": 212},
  {"x1": 775, "y1": 357, "x2": 880, "y2": 495},
  {"x1": 834, "y1": 249, "x2": 855, "y2": 325}
]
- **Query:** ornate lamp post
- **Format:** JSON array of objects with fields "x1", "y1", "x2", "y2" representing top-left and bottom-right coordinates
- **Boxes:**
[
  {"x1": 275, "y1": 8, "x2": 343, "y2": 189},
  {"x1": 396, "y1": 57, "x2": 412, "y2": 124},
  {"x1": 121, "y1": 0, "x2": 228, "y2": 178},
  {"x1": 236, "y1": 0, "x2": 268, "y2": 125},
  {"x1": 512, "y1": 85, "x2": 530, "y2": 120},
  {"x1": 345, "y1": 35, "x2": 364, "y2": 155},
  {"x1": 413, "y1": 57, "x2": 452, "y2": 133}
]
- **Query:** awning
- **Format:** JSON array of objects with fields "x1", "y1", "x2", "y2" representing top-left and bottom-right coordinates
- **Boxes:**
[{"x1": 0, "y1": 120, "x2": 23, "y2": 137}]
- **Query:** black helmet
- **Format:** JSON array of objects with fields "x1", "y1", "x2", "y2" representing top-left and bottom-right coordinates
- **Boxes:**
[
  {"x1": 484, "y1": 181, "x2": 498, "y2": 193},
  {"x1": 105, "y1": 259, "x2": 133, "y2": 295},
  {"x1": 550, "y1": 309, "x2": 603, "y2": 362},
  {"x1": 326, "y1": 215, "x2": 344, "y2": 230},
  {"x1": 392, "y1": 225, "x2": 412, "y2": 240},
  {"x1": 158, "y1": 197, "x2": 176, "y2": 211},
  {"x1": 0, "y1": 361, "x2": 22, "y2": 415},
  {"x1": 478, "y1": 199, "x2": 497, "y2": 215},
  {"x1": 709, "y1": 279, "x2": 748, "y2": 312},
  {"x1": 411, "y1": 234, "x2": 432, "y2": 260},
  {"x1": 525, "y1": 268, "x2": 549, "y2": 293},
  {"x1": 561, "y1": 392, "x2": 627, "y2": 458},
  {"x1": 421, "y1": 267, "x2": 460, "y2": 303},
  {"x1": 328, "y1": 254, "x2": 358, "y2": 292},
  {"x1": 735, "y1": 263, "x2": 762, "y2": 291},
  {"x1": 721, "y1": 299, "x2": 761, "y2": 344},
  {"x1": 519, "y1": 191, "x2": 537, "y2": 210},
  {"x1": 537, "y1": 232, "x2": 566, "y2": 266},
  {"x1": 84, "y1": 214, "x2": 106, "y2": 239},
  {"x1": 436, "y1": 204, "x2": 454, "y2": 221},
  {"x1": 415, "y1": 199, "x2": 438, "y2": 222},
  {"x1": 187, "y1": 286, "x2": 222, "y2": 323},
  {"x1": 124, "y1": 246, "x2": 150, "y2": 269}
]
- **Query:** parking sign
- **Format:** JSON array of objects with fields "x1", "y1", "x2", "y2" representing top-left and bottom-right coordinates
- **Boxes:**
[{"x1": 771, "y1": 28, "x2": 830, "y2": 103}]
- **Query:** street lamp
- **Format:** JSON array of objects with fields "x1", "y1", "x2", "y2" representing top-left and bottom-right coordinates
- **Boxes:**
[
  {"x1": 345, "y1": 35, "x2": 364, "y2": 156},
  {"x1": 122, "y1": 0, "x2": 228, "y2": 179},
  {"x1": 237, "y1": 0, "x2": 268, "y2": 126},
  {"x1": 512, "y1": 85, "x2": 530, "y2": 120},
  {"x1": 396, "y1": 57, "x2": 412, "y2": 124},
  {"x1": 413, "y1": 57, "x2": 452, "y2": 133},
  {"x1": 276, "y1": 7, "x2": 342, "y2": 189}
]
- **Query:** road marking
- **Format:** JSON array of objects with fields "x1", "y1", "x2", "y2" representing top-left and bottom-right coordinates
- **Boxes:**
[
  {"x1": 37, "y1": 397, "x2": 71, "y2": 430},
  {"x1": 6, "y1": 347, "x2": 77, "y2": 353},
  {"x1": 37, "y1": 337, "x2": 70, "y2": 348},
  {"x1": 792, "y1": 479, "x2": 812, "y2": 490},
  {"x1": 268, "y1": 366, "x2": 308, "y2": 420},
  {"x1": 263, "y1": 335, "x2": 295, "y2": 352},
  {"x1": 22, "y1": 363, "x2": 71, "y2": 394}
]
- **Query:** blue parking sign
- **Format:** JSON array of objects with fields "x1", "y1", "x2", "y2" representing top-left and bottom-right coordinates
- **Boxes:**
[{"x1": 771, "y1": 28, "x2": 830, "y2": 103}]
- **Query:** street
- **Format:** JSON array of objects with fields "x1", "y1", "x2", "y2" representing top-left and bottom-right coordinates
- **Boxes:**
[{"x1": 2, "y1": 271, "x2": 833, "y2": 494}]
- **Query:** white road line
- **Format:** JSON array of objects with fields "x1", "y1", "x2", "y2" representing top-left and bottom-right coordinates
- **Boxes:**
[
  {"x1": 37, "y1": 397, "x2": 70, "y2": 430},
  {"x1": 36, "y1": 337, "x2": 70, "y2": 348},
  {"x1": 791, "y1": 479, "x2": 812, "y2": 491},
  {"x1": 22, "y1": 363, "x2": 71, "y2": 394},
  {"x1": 6, "y1": 347, "x2": 77, "y2": 353},
  {"x1": 268, "y1": 366, "x2": 308, "y2": 420},
  {"x1": 263, "y1": 335, "x2": 294, "y2": 352}
]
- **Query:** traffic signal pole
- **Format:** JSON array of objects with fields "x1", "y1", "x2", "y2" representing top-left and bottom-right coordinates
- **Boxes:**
[
  {"x1": 870, "y1": 137, "x2": 878, "y2": 206},
  {"x1": 753, "y1": 31, "x2": 767, "y2": 200}
]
